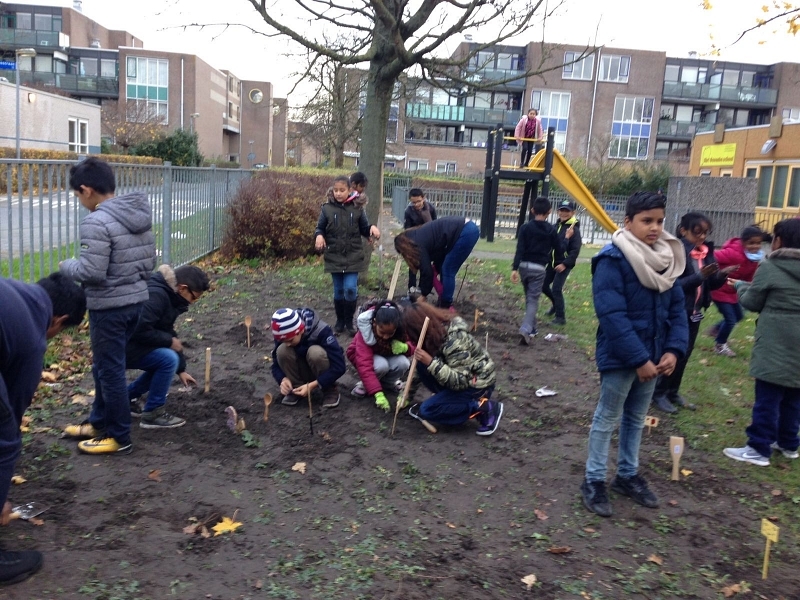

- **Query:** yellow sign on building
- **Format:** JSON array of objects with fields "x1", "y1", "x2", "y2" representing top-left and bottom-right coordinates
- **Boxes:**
[{"x1": 700, "y1": 143, "x2": 737, "y2": 167}]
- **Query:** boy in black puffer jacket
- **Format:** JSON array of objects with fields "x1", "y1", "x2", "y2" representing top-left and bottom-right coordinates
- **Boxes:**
[{"x1": 543, "y1": 199, "x2": 583, "y2": 326}]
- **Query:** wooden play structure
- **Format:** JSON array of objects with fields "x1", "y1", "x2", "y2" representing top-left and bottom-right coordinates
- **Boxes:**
[{"x1": 480, "y1": 126, "x2": 618, "y2": 241}]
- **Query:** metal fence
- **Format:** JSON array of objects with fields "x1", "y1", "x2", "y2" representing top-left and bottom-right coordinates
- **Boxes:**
[{"x1": 1, "y1": 159, "x2": 251, "y2": 283}]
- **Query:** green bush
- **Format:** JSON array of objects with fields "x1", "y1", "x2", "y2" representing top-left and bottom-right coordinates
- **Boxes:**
[
  {"x1": 130, "y1": 129, "x2": 203, "y2": 166},
  {"x1": 220, "y1": 170, "x2": 332, "y2": 260}
]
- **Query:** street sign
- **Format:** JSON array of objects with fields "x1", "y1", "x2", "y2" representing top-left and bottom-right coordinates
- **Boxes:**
[{"x1": 0, "y1": 60, "x2": 17, "y2": 70}]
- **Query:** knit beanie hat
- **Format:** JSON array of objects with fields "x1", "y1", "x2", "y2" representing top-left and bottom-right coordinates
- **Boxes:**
[{"x1": 272, "y1": 308, "x2": 305, "y2": 341}]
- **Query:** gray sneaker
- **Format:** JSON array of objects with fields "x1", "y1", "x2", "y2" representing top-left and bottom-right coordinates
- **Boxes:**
[
  {"x1": 770, "y1": 442, "x2": 799, "y2": 459},
  {"x1": 723, "y1": 445, "x2": 770, "y2": 466},
  {"x1": 140, "y1": 407, "x2": 186, "y2": 429}
]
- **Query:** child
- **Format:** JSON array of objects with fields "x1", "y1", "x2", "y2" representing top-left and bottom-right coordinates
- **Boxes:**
[
  {"x1": 543, "y1": 199, "x2": 583, "y2": 326},
  {"x1": 514, "y1": 108, "x2": 543, "y2": 167},
  {"x1": 403, "y1": 188, "x2": 438, "y2": 291},
  {"x1": 511, "y1": 197, "x2": 572, "y2": 343},
  {"x1": 0, "y1": 274, "x2": 85, "y2": 586},
  {"x1": 346, "y1": 300, "x2": 413, "y2": 412},
  {"x1": 708, "y1": 225, "x2": 765, "y2": 357},
  {"x1": 394, "y1": 216, "x2": 479, "y2": 309},
  {"x1": 652, "y1": 212, "x2": 729, "y2": 413},
  {"x1": 315, "y1": 175, "x2": 380, "y2": 335},
  {"x1": 402, "y1": 302, "x2": 503, "y2": 436},
  {"x1": 723, "y1": 218, "x2": 800, "y2": 467},
  {"x1": 581, "y1": 191, "x2": 688, "y2": 518},
  {"x1": 271, "y1": 307, "x2": 346, "y2": 408},
  {"x1": 349, "y1": 171, "x2": 369, "y2": 208},
  {"x1": 126, "y1": 265, "x2": 210, "y2": 428},
  {"x1": 61, "y1": 157, "x2": 156, "y2": 455}
]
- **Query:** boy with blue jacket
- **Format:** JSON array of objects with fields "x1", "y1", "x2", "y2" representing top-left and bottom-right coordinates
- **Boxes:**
[{"x1": 581, "y1": 191, "x2": 688, "y2": 517}]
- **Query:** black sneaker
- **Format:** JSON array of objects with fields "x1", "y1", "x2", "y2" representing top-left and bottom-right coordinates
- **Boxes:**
[
  {"x1": 581, "y1": 479, "x2": 612, "y2": 517},
  {"x1": 140, "y1": 407, "x2": 186, "y2": 429},
  {"x1": 0, "y1": 550, "x2": 43, "y2": 586},
  {"x1": 476, "y1": 401, "x2": 503, "y2": 436},
  {"x1": 129, "y1": 397, "x2": 144, "y2": 418},
  {"x1": 322, "y1": 387, "x2": 340, "y2": 408},
  {"x1": 652, "y1": 394, "x2": 677, "y2": 414},
  {"x1": 280, "y1": 393, "x2": 300, "y2": 406},
  {"x1": 545, "y1": 306, "x2": 556, "y2": 316},
  {"x1": 668, "y1": 394, "x2": 696, "y2": 410},
  {"x1": 551, "y1": 317, "x2": 567, "y2": 326},
  {"x1": 610, "y1": 474, "x2": 659, "y2": 508}
]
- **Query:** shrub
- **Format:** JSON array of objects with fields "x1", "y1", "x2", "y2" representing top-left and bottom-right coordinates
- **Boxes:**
[
  {"x1": 220, "y1": 170, "x2": 333, "y2": 260},
  {"x1": 130, "y1": 129, "x2": 203, "y2": 166}
]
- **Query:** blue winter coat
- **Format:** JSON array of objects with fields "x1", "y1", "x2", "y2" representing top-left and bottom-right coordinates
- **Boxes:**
[{"x1": 592, "y1": 244, "x2": 689, "y2": 373}]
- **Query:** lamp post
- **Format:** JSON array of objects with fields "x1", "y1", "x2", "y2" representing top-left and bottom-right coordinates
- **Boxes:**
[
  {"x1": 15, "y1": 47, "x2": 36, "y2": 160},
  {"x1": 189, "y1": 112, "x2": 200, "y2": 134}
]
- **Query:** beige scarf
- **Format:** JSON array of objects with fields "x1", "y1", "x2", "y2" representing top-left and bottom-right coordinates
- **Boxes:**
[{"x1": 612, "y1": 229, "x2": 686, "y2": 292}]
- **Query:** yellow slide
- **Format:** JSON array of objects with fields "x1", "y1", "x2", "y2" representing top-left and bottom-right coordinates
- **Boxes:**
[{"x1": 529, "y1": 149, "x2": 618, "y2": 233}]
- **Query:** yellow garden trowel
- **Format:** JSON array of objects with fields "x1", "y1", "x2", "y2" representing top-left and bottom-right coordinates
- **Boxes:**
[{"x1": 10, "y1": 502, "x2": 48, "y2": 521}]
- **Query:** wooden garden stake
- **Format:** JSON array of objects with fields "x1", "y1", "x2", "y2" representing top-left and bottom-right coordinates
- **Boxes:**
[
  {"x1": 644, "y1": 415, "x2": 659, "y2": 435},
  {"x1": 473, "y1": 308, "x2": 479, "y2": 332},
  {"x1": 485, "y1": 331, "x2": 489, "y2": 352},
  {"x1": 204, "y1": 347, "x2": 211, "y2": 393},
  {"x1": 307, "y1": 386, "x2": 314, "y2": 436},
  {"x1": 262, "y1": 393, "x2": 272, "y2": 422},
  {"x1": 244, "y1": 315, "x2": 252, "y2": 348},
  {"x1": 392, "y1": 316, "x2": 434, "y2": 436},
  {"x1": 387, "y1": 258, "x2": 403, "y2": 300},
  {"x1": 761, "y1": 518, "x2": 779, "y2": 579},
  {"x1": 670, "y1": 436, "x2": 684, "y2": 481}
]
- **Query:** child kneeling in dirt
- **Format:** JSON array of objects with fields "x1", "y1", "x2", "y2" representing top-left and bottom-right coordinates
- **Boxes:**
[
  {"x1": 402, "y1": 302, "x2": 502, "y2": 436},
  {"x1": 346, "y1": 300, "x2": 414, "y2": 412},
  {"x1": 581, "y1": 191, "x2": 688, "y2": 518},
  {"x1": 271, "y1": 307, "x2": 346, "y2": 408}
]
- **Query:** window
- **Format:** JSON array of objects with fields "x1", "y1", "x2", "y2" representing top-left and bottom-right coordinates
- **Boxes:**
[
  {"x1": 126, "y1": 57, "x2": 169, "y2": 124},
  {"x1": 664, "y1": 64, "x2": 679, "y2": 82},
  {"x1": 68, "y1": 118, "x2": 88, "y2": 154},
  {"x1": 782, "y1": 107, "x2": 800, "y2": 123},
  {"x1": 387, "y1": 105, "x2": 399, "y2": 142},
  {"x1": 772, "y1": 165, "x2": 789, "y2": 208},
  {"x1": 598, "y1": 55, "x2": 630, "y2": 83},
  {"x1": 757, "y1": 166, "x2": 773, "y2": 207},
  {"x1": 562, "y1": 51, "x2": 593, "y2": 80},
  {"x1": 79, "y1": 58, "x2": 98, "y2": 77},
  {"x1": 16, "y1": 13, "x2": 32, "y2": 29},
  {"x1": 407, "y1": 159, "x2": 429, "y2": 171},
  {"x1": 34, "y1": 14, "x2": 51, "y2": 31},
  {"x1": 100, "y1": 59, "x2": 116, "y2": 78},
  {"x1": 788, "y1": 168, "x2": 800, "y2": 208},
  {"x1": 610, "y1": 96, "x2": 654, "y2": 160},
  {"x1": 530, "y1": 90, "x2": 570, "y2": 153},
  {"x1": 436, "y1": 161, "x2": 457, "y2": 174}
]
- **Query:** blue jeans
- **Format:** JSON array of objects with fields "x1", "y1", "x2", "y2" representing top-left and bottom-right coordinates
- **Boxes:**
[
  {"x1": 88, "y1": 303, "x2": 143, "y2": 444},
  {"x1": 713, "y1": 301, "x2": 744, "y2": 344},
  {"x1": 331, "y1": 272, "x2": 359, "y2": 301},
  {"x1": 746, "y1": 379, "x2": 800, "y2": 457},
  {"x1": 127, "y1": 348, "x2": 181, "y2": 412},
  {"x1": 416, "y1": 363, "x2": 493, "y2": 426},
  {"x1": 585, "y1": 368, "x2": 656, "y2": 482},
  {"x1": 440, "y1": 221, "x2": 479, "y2": 304},
  {"x1": 518, "y1": 262, "x2": 547, "y2": 335}
]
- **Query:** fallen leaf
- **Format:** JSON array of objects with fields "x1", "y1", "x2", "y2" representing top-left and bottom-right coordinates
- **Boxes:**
[
  {"x1": 668, "y1": 500, "x2": 679, "y2": 506},
  {"x1": 148, "y1": 469, "x2": 162, "y2": 482},
  {"x1": 40, "y1": 371, "x2": 58, "y2": 382},
  {"x1": 71, "y1": 394, "x2": 92, "y2": 406},
  {"x1": 321, "y1": 432, "x2": 332, "y2": 442},
  {"x1": 200, "y1": 525, "x2": 211, "y2": 538},
  {"x1": 771, "y1": 489, "x2": 782, "y2": 497},
  {"x1": 726, "y1": 419, "x2": 735, "y2": 424},
  {"x1": 183, "y1": 524, "x2": 199, "y2": 535},
  {"x1": 534, "y1": 509, "x2": 548, "y2": 521},
  {"x1": 681, "y1": 469, "x2": 693, "y2": 476},
  {"x1": 446, "y1": 522, "x2": 457, "y2": 529},
  {"x1": 521, "y1": 574, "x2": 537, "y2": 590},
  {"x1": 647, "y1": 554, "x2": 664, "y2": 565},
  {"x1": 254, "y1": 580, "x2": 263, "y2": 590},
  {"x1": 583, "y1": 527, "x2": 595, "y2": 533},
  {"x1": 28, "y1": 517, "x2": 45, "y2": 526},
  {"x1": 11, "y1": 475, "x2": 26, "y2": 485},
  {"x1": 211, "y1": 516, "x2": 242, "y2": 536},
  {"x1": 767, "y1": 515, "x2": 780, "y2": 522},
  {"x1": 292, "y1": 462, "x2": 306, "y2": 474},
  {"x1": 548, "y1": 546, "x2": 572, "y2": 554},
  {"x1": 721, "y1": 583, "x2": 741, "y2": 597}
]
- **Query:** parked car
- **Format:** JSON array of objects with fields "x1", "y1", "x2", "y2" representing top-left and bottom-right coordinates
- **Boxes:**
[{"x1": 252, "y1": 163, "x2": 268, "y2": 169}]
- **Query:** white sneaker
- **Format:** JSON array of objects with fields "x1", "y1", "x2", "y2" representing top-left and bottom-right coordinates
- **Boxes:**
[
  {"x1": 770, "y1": 442, "x2": 799, "y2": 459},
  {"x1": 723, "y1": 445, "x2": 770, "y2": 466},
  {"x1": 351, "y1": 382, "x2": 367, "y2": 398},
  {"x1": 715, "y1": 343, "x2": 736, "y2": 357}
]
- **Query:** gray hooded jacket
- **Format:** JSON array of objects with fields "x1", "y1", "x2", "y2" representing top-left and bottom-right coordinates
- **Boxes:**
[{"x1": 60, "y1": 191, "x2": 156, "y2": 310}]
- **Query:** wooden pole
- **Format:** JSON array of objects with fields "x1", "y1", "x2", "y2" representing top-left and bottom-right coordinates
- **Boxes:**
[
  {"x1": 670, "y1": 436, "x2": 684, "y2": 481},
  {"x1": 387, "y1": 258, "x2": 403, "y2": 300},
  {"x1": 307, "y1": 386, "x2": 314, "y2": 436},
  {"x1": 392, "y1": 316, "x2": 435, "y2": 435},
  {"x1": 244, "y1": 315, "x2": 252, "y2": 348},
  {"x1": 204, "y1": 347, "x2": 211, "y2": 393}
]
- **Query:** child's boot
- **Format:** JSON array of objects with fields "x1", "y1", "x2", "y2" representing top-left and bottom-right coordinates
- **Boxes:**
[
  {"x1": 333, "y1": 299, "x2": 346, "y2": 334},
  {"x1": 343, "y1": 299, "x2": 358, "y2": 335}
]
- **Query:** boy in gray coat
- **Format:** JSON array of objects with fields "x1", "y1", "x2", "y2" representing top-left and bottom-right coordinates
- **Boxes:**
[{"x1": 61, "y1": 157, "x2": 156, "y2": 454}]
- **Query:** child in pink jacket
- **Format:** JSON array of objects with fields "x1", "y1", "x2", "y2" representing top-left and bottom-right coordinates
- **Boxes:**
[
  {"x1": 346, "y1": 300, "x2": 414, "y2": 411},
  {"x1": 708, "y1": 225, "x2": 765, "y2": 356}
]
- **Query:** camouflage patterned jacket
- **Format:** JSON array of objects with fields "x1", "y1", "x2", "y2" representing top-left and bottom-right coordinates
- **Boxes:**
[{"x1": 428, "y1": 317, "x2": 496, "y2": 391}]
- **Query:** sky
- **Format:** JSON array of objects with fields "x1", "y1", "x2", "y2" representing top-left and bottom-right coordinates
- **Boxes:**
[{"x1": 21, "y1": 0, "x2": 800, "y2": 105}]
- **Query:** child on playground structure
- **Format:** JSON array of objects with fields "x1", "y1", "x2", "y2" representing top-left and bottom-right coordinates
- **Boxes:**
[
  {"x1": 402, "y1": 302, "x2": 503, "y2": 436},
  {"x1": 723, "y1": 218, "x2": 800, "y2": 467},
  {"x1": 514, "y1": 108, "x2": 543, "y2": 167},
  {"x1": 315, "y1": 175, "x2": 380, "y2": 334},
  {"x1": 581, "y1": 191, "x2": 688, "y2": 518},
  {"x1": 651, "y1": 212, "x2": 730, "y2": 414},
  {"x1": 707, "y1": 225, "x2": 766, "y2": 357},
  {"x1": 346, "y1": 300, "x2": 414, "y2": 412},
  {"x1": 542, "y1": 199, "x2": 582, "y2": 326},
  {"x1": 511, "y1": 197, "x2": 572, "y2": 343},
  {"x1": 271, "y1": 307, "x2": 346, "y2": 409}
]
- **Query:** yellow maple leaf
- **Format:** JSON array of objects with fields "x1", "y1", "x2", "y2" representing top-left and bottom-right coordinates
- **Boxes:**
[
  {"x1": 11, "y1": 475, "x2": 26, "y2": 485},
  {"x1": 212, "y1": 516, "x2": 242, "y2": 536}
]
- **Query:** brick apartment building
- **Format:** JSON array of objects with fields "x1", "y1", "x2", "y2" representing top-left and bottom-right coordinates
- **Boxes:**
[{"x1": 0, "y1": 1, "x2": 287, "y2": 165}]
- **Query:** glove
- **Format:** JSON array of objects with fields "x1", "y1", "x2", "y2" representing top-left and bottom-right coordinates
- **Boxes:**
[
  {"x1": 391, "y1": 340, "x2": 409, "y2": 355},
  {"x1": 374, "y1": 392, "x2": 390, "y2": 412}
]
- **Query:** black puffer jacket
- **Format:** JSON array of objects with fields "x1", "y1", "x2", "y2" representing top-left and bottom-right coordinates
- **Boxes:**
[
  {"x1": 126, "y1": 265, "x2": 189, "y2": 373},
  {"x1": 314, "y1": 194, "x2": 372, "y2": 273},
  {"x1": 676, "y1": 239, "x2": 726, "y2": 315}
]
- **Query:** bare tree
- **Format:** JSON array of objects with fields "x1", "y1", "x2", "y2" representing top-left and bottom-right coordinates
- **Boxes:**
[{"x1": 101, "y1": 101, "x2": 166, "y2": 154}]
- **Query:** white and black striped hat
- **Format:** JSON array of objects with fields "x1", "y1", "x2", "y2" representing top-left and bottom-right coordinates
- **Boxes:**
[{"x1": 271, "y1": 308, "x2": 305, "y2": 341}]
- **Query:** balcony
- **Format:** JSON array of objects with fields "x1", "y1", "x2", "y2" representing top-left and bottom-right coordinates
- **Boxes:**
[
  {"x1": 405, "y1": 103, "x2": 520, "y2": 128},
  {"x1": 657, "y1": 119, "x2": 715, "y2": 139},
  {"x1": 0, "y1": 69, "x2": 119, "y2": 97},
  {"x1": 463, "y1": 67, "x2": 527, "y2": 89},
  {"x1": 662, "y1": 82, "x2": 777, "y2": 107},
  {"x1": 0, "y1": 28, "x2": 70, "y2": 49}
]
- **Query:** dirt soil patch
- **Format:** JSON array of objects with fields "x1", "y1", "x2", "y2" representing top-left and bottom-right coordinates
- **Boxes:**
[{"x1": 6, "y1": 260, "x2": 799, "y2": 600}]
